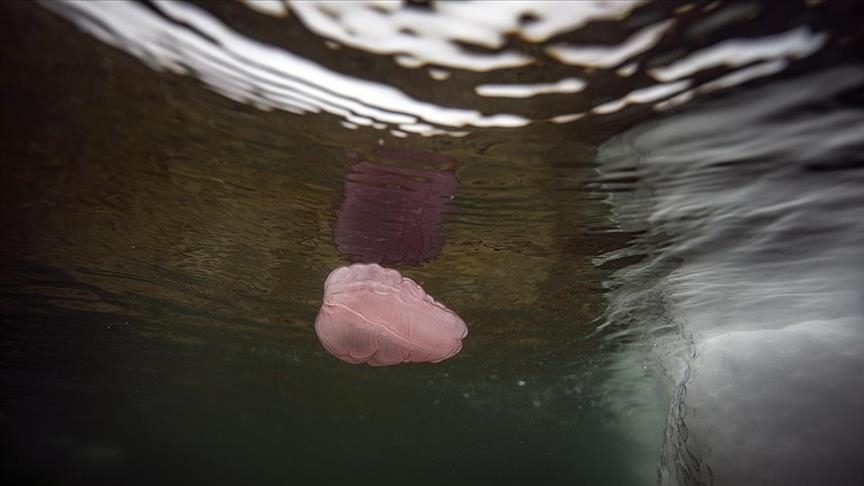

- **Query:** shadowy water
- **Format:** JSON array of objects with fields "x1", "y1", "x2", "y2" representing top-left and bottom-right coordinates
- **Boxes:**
[
  {"x1": 0, "y1": 3, "x2": 648, "y2": 485},
  {"x1": 2, "y1": 1, "x2": 862, "y2": 485}
]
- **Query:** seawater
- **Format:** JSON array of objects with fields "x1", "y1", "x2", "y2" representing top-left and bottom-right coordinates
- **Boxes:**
[{"x1": 1, "y1": 1, "x2": 861, "y2": 485}]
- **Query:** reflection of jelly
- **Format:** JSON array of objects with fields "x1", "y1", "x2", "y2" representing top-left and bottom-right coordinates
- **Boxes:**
[{"x1": 332, "y1": 154, "x2": 459, "y2": 266}]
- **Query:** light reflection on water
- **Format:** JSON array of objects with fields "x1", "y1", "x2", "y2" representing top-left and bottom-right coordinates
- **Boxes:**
[
  {"x1": 598, "y1": 66, "x2": 864, "y2": 485},
  {"x1": 39, "y1": 0, "x2": 838, "y2": 136},
  {"x1": 1, "y1": 1, "x2": 862, "y2": 485}
]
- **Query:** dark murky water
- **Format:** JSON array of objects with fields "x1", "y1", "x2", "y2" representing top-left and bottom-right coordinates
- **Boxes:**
[{"x1": 1, "y1": 1, "x2": 862, "y2": 485}]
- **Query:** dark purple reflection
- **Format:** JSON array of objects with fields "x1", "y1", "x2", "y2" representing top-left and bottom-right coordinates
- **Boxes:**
[{"x1": 332, "y1": 149, "x2": 459, "y2": 266}]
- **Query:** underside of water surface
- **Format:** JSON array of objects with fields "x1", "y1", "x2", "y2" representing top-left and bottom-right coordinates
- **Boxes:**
[{"x1": 1, "y1": 1, "x2": 862, "y2": 485}]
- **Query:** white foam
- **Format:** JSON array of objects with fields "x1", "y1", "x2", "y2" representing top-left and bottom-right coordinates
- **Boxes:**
[
  {"x1": 649, "y1": 26, "x2": 827, "y2": 82},
  {"x1": 547, "y1": 20, "x2": 673, "y2": 68},
  {"x1": 592, "y1": 80, "x2": 691, "y2": 114},
  {"x1": 475, "y1": 77, "x2": 586, "y2": 98},
  {"x1": 653, "y1": 59, "x2": 790, "y2": 111},
  {"x1": 41, "y1": 0, "x2": 832, "y2": 136},
  {"x1": 240, "y1": 0, "x2": 289, "y2": 17},
  {"x1": 48, "y1": 0, "x2": 533, "y2": 135},
  {"x1": 289, "y1": 1, "x2": 645, "y2": 71}
]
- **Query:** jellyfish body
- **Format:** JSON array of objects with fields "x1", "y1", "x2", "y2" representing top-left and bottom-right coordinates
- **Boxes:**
[{"x1": 315, "y1": 263, "x2": 467, "y2": 366}]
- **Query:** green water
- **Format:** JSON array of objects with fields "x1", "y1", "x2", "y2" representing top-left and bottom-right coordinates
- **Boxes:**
[{"x1": 0, "y1": 3, "x2": 668, "y2": 484}]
